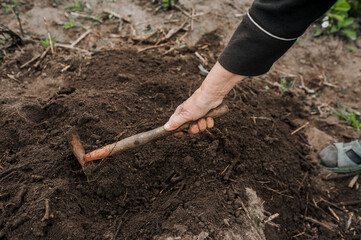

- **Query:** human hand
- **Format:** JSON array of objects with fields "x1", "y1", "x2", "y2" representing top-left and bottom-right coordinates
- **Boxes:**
[{"x1": 164, "y1": 61, "x2": 246, "y2": 135}]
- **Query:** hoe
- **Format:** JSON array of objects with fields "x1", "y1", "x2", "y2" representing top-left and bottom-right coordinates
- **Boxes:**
[{"x1": 69, "y1": 103, "x2": 229, "y2": 169}]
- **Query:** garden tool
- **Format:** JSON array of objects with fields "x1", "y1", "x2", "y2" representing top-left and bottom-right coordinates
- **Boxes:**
[{"x1": 69, "y1": 103, "x2": 229, "y2": 169}]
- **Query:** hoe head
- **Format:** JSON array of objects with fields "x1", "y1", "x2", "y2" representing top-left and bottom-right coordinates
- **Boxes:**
[{"x1": 69, "y1": 132, "x2": 86, "y2": 168}]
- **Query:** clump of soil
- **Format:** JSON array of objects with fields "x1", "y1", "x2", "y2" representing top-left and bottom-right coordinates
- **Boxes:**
[{"x1": 0, "y1": 44, "x2": 358, "y2": 239}]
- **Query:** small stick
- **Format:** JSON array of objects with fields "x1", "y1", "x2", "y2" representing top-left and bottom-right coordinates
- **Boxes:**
[
  {"x1": 323, "y1": 171, "x2": 361, "y2": 181},
  {"x1": 291, "y1": 122, "x2": 309, "y2": 135},
  {"x1": 263, "y1": 213, "x2": 280, "y2": 224},
  {"x1": 112, "y1": 210, "x2": 128, "y2": 240},
  {"x1": 43, "y1": 17, "x2": 54, "y2": 55},
  {"x1": 34, "y1": 47, "x2": 50, "y2": 68},
  {"x1": 137, "y1": 43, "x2": 168, "y2": 53},
  {"x1": 71, "y1": 29, "x2": 91, "y2": 47},
  {"x1": 41, "y1": 199, "x2": 50, "y2": 221},
  {"x1": 20, "y1": 53, "x2": 41, "y2": 69},
  {"x1": 303, "y1": 216, "x2": 335, "y2": 231},
  {"x1": 327, "y1": 206, "x2": 340, "y2": 222},
  {"x1": 195, "y1": 51, "x2": 206, "y2": 65},
  {"x1": 104, "y1": 9, "x2": 131, "y2": 23},
  {"x1": 161, "y1": 21, "x2": 187, "y2": 42},
  {"x1": 348, "y1": 174, "x2": 359, "y2": 188},
  {"x1": 262, "y1": 186, "x2": 294, "y2": 199},
  {"x1": 55, "y1": 43, "x2": 91, "y2": 54},
  {"x1": 338, "y1": 200, "x2": 361, "y2": 206},
  {"x1": 10, "y1": 8, "x2": 24, "y2": 36},
  {"x1": 70, "y1": 12, "x2": 102, "y2": 23},
  {"x1": 297, "y1": 171, "x2": 309, "y2": 191}
]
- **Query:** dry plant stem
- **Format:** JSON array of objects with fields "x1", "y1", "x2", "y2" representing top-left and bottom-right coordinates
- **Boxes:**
[
  {"x1": 71, "y1": 30, "x2": 91, "y2": 47},
  {"x1": 41, "y1": 199, "x2": 50, "y2": 221},
  {"x1": 20, "y1": 53, "x2": 41, "y2": 69},
  {"x1": 34, "y1": 47, "x2": 50, "y2": 68},
  {"x1": 348, "y1": 174, "x2": 359, "y2": 188},
  {"x1": 55, "y1": 43, "x2": 91, "y2": 54},
  {"x1": 43, "y1": 17, "x2": 54, "y2": 55},
  {"x1": 303, "y1": 216, "x2": 336, "y2": 231},
  {"x1": 103, "y1": 9, "x2": 131, "y2": 23},
  {"x1": 161, "y1": 21, "x2": 188, "y2": 42},
  {"x1": 138, "y1": 43, "x2": 168, "y2": 53},
  {"x1": 291, "y1": 122, "x2": 309, "y2": 135},
  {"x1": 10, "y1": 8, "x2": 24, "y2": 36}
]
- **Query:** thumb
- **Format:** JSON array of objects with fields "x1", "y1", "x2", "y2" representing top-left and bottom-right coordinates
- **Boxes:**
[{"x1": 164, "y1": 112, "x2": 189, "y2": 131}]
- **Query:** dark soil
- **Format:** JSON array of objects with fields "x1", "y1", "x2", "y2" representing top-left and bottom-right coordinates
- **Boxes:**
[{"x1": 0, "y1": 38, "x2": 360, "y2": 239}]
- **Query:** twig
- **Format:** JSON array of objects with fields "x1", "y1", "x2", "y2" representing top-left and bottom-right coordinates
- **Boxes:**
[
  {"x1": 303, "y1": 216, "x2": 336, "y2": 231},
  {"x1": 20, "y1": 53, "x2": 41, "y2": 69},
  {"x1": 291, "y1": 122, "x2": 309, "y2": 135},
  {"x1": 249, "y1": 116, "x2": 272, "y2": 121},
  {"x1": 113, "y1": 210, "x2": 128, "y2": 240},
  {"x1": 137, "y1": 43, "x2": 168, "y2": 53},
  {"x1": 34, "y1": 47, "x2": 50, "y2": 68},
  {"x1": 195, "y1": 51, "x2": 206, "y2": 65},
  {"x1": 55, "y1": 43, "x2": 91, "y2": 54},
  {"x1": 10, "y1": 8, "x2": 24, "y2": 36},
  {"x1": 323, "y1": 170, "x2": 361, "y2": 181},
  {"x1": 346, "y1": 212, "x2": 353, "y2": 230},
  {"x1": 263, "y1": 213, "x2": 280, "y2": 224},
  {"x1": 71, "y1": 29, "x2": 91, "y2": 47},
  {"x1": 297, "y1": 171, "x2": 309, "y2": 191},
  {"x1": 338, "y1": 200, "x2": 361, "y2": 206},
  {"x1": 41, "y1": 199, "x2": 50, "y2": 221},
  {"x1": 262, "y1": 186, "x2": 293, "y2": 199},
  {"x1": 161, "y1": 21, "x2": 187, "y2": 42},
  {"x1": 43, "y1": 17, "x2": 54, "y2": 55},
  {"x1": 348, "y1": 174, "x2": 359, "y2": 188},
  {"x1": 70, "y1": 12, "x2": 101, "y2": 23},
  {"x1": 0, "y1": 164, "x2": 27, "y2": 179},
  {"x1": 327, "y1": 207, "x2": 340, "y2": 222},
  {"x1": 104, "y1": 9, "x2": 131, "y2": 23}
]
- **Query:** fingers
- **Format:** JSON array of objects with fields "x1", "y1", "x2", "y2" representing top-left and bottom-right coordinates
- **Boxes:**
[{"x1": 188, "y1": 117, "x2": 214, "y2": 134}]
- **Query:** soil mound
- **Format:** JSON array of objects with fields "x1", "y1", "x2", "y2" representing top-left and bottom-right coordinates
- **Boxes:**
[{"x1": 0, "y1": 48, "x2": 338, "y2": 239}]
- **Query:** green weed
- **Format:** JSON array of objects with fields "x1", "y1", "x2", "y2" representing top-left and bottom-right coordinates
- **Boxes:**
[
  {"x1": 67, "y1": 2, "x2": 82, "y2": 12},
  {"x1": 315, "y1": 0, "x2": 360, "y2": 40},
  {"x1": 4, "y1": 0, "x2": 18, "y2": 13},
  {"x1": 279, "y1": 77, "x2": 296, "y2": 92},
  {"x1": 40, "y1": 34, "x2": 55, "y2": 48},
  {"x1": 63, "y1": 19, "x2": 76, "y2": 29},
  {"x1": 333, "y1": 101, "x2": 361, "y2": 130}
]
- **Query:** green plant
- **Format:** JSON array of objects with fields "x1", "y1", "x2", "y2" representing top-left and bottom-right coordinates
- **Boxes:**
[
  {"x1": 67, "y1": 2, "x2": 82, "y2": 12},
  {"x1": 63, "y1": 18, "x2": 76, "y2": 29},
  {"x1": 315, "y1": 0, "x2": 360, "y2": 40},
  {"x1": 40, "y1": 34, "x2": 55, "y2": 48},
  {"x1": 279, "y1": 77, "x2": 296, "y2": 92},
  {"x1": 333, "y1": 102, "x2": 361, "y2": 130},
  {"x1": 4, "y1": 0, "x2": 18, "y2": 13},
  {"x1": 152, "y1": 0, "x2": 175, "y2": 10}
]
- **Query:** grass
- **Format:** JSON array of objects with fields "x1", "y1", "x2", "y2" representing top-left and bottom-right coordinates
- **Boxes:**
[
  {"x1": 63, "y1": 19, "x2": 76, "y2": 29},
  {"x1": 4, "y1": 0, "x2": 18, "y2": 13},
  {"x1": 67, "y1": 2, "x2": 82, "y2": 12},
  {"x1": 334, "y1": 101, "x2": 361, "y2": 130},
  {"x1": 279, "y1": 77, "x2": 296, "y2": 92},
  {"x1": 40, "y1": 34, "x2": 55, "y2": 48}
]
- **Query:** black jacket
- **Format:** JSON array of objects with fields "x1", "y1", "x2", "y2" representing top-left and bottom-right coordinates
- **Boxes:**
[{"x1": 218, "y1": 0, "x2": 336, "y2": 76}]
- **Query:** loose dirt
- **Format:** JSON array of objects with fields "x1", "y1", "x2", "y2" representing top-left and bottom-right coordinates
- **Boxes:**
[
  {"x1": 1, "y1": 0, "x2": 361, "y2": 239},
  {"x1": 0, "y1": 35, "x2": 359, "y2": 239}
]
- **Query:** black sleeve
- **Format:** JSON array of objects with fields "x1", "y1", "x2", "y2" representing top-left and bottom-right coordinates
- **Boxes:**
[{"x1": 218, "y1": 0, "x2": 336, "y2": 76}]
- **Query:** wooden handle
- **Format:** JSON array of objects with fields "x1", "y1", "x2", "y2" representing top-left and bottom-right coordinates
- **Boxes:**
[{"x1": 83, "y1": 103, "x2": 229, "y2": 162}]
